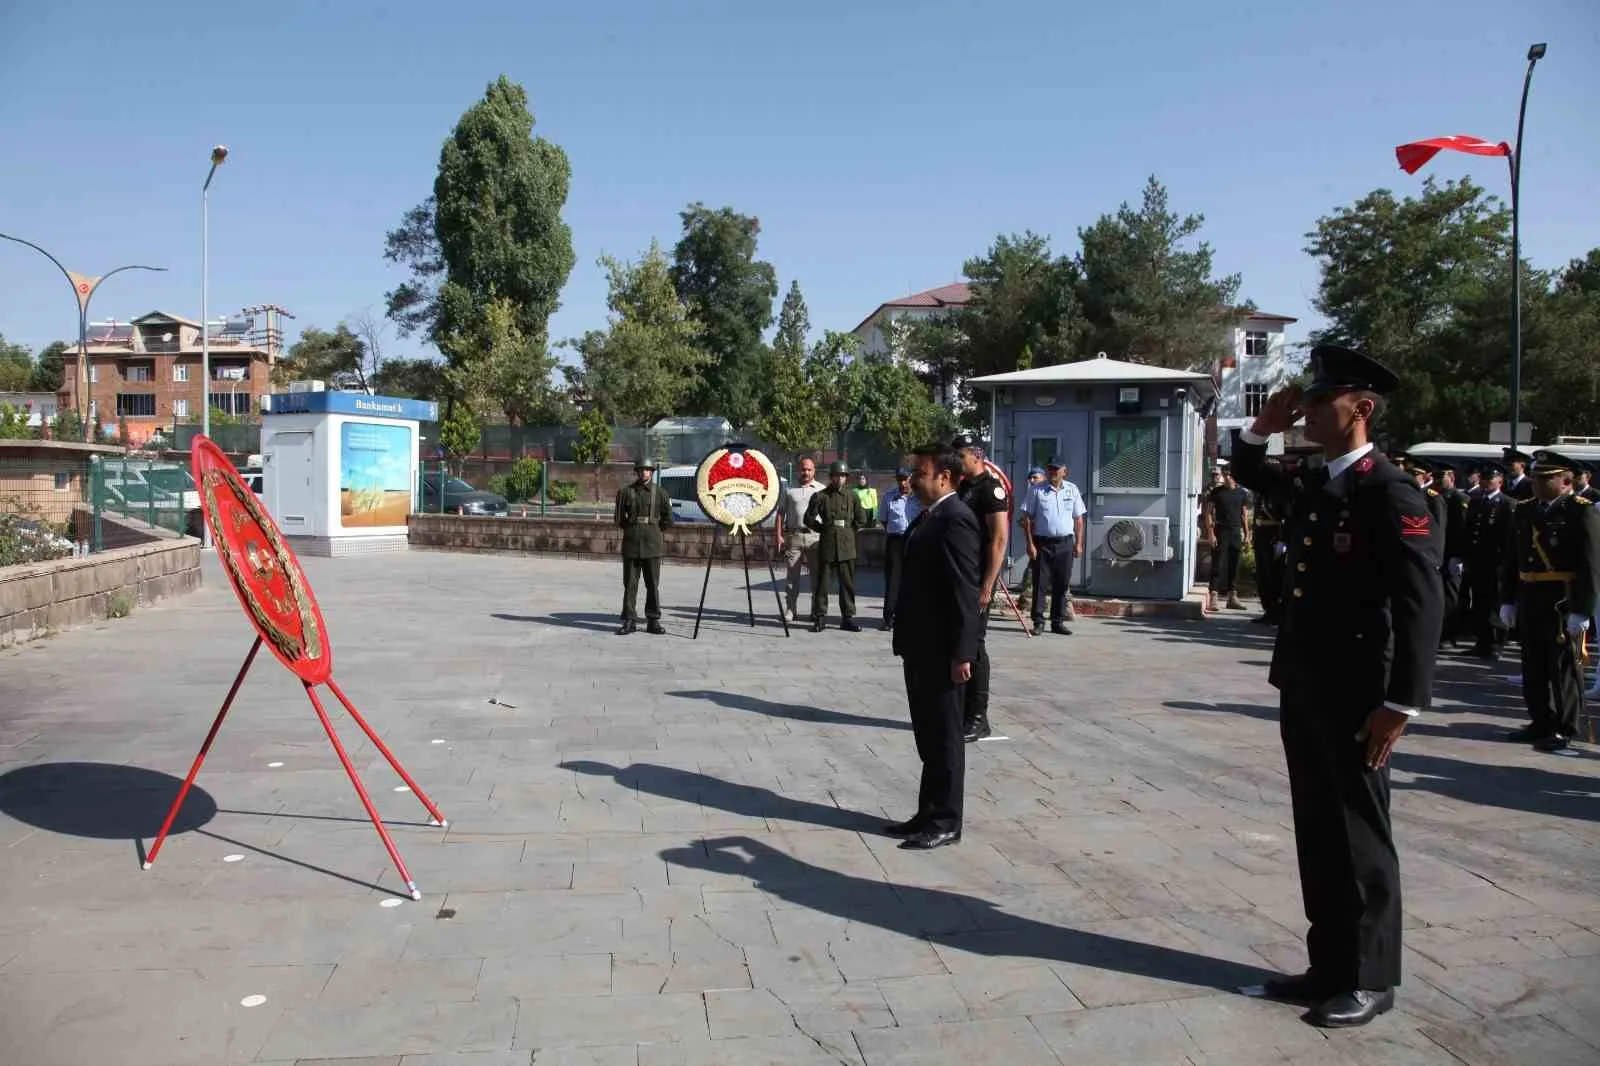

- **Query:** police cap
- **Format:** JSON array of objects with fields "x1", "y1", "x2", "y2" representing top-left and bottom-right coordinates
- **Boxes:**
[
  {"x1": 1302, "y1": 344, "x2": 1401, "y2": 397},
  {"x1": 950, "y1": 434, "x2": 977, "y2": 451},
  {"x1": 1407, "y1": 456, "x2": 1434, "y2": 474},
  {"x1": 1046, "y1": 456, "x2": 1065, "y2": 469},
  {"x1": 1479, "y1": 461, "x2": 1505, "y2": 479},
  {"x1": 895, "y1": 467, "x2": 912, "y2": 479}
]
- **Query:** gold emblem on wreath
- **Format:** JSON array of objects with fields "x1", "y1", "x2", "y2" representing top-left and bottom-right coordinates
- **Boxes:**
[{"x1": 694, "y1": 445, "x2": 781, "y2": 536}]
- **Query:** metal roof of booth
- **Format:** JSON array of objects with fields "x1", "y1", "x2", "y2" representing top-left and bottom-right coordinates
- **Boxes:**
[{"x1": 969, "y1": 354, "x2": 1216, "y2": 397}]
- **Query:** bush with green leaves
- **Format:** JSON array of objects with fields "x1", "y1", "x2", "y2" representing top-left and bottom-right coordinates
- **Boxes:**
[
  {"x1": 548, "y1": 480, "x2": 579, "y2": 505},
  {"x1": 502, "y1": 457, "x2": 544, "y2": 501},
  {"x1": 1, "y1": 497, "x2": 75, "y2": 568}
]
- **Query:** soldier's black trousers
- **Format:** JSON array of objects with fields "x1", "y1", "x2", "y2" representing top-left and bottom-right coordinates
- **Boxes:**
[
  {"x1": 812, "y1": 559, "x2": 856, "y2": 620},
  {"x1": 963, "y1": 603, "x2": 992, "y2": 727},
  {"x1": 1209, "y1": 528, "x2": 1243, "y2": 593},
  {"x1": 1439, "y1": 569, "x2": 1463, "y2": 640},
  {"x1": 904, "y1": 659, "x2": 965, "y2": 833},
  {"x1": 1279, "y1": 684, "x2": 1402, "y2": 992},
  {"x1": 882, "y1": 535, "x2": 906, "y2": 622},
  {"x1": 621, "y1": 556, "x2": 662, "y2": 622},
  {"x1": 1467, "y1": 559, "x2": 1502, "y2": 650},
  {"x1": 1252, "y1": 528, "x2": 1282, "y2": 613},
  {"x1": 1517, "y1": 586, "x2": 1583, "y2": 738}
]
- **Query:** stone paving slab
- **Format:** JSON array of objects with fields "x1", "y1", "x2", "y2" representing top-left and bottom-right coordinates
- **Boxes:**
[{"x1": 2, "y1": 550, "x2": 1599, "y2": 1064}]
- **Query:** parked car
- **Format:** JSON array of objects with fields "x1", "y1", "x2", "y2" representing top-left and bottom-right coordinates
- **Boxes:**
[
  {"x1": 420, "y1": 472, "x2": 508, "y2": 516},
  {"x1": 240, "y1": 468, "x2": 264, "y2": 494},
  {"x1": 656, "y1": 465, "x2": 787, "y2": 526}
]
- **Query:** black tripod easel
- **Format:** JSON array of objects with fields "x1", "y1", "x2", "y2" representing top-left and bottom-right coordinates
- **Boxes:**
[{"x1": 692, "y1": 524, "x2": 791, "y2": 639}]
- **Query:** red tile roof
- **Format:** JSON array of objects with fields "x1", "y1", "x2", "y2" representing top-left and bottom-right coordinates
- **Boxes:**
[{"x1": 851, "y1": 283, "x2": 972, "y2": 334}]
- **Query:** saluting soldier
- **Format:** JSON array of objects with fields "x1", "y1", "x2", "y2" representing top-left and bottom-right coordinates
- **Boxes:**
[
  {"x1": 1498, "y1": 450, "x2": 1600, "y2": 752},
  {"x1": 1464, "y1": 463, "x2": 1515, "y2": 659},
  {"x1": 804, "y1": 460, "x2": 871, "y2": 632},
  {"x1": 613, "y1": 458, "x2": 673, "y2": 635},
  {"x1": 1232, "y1": 345, "x2": 1442, "y2": 1030}
]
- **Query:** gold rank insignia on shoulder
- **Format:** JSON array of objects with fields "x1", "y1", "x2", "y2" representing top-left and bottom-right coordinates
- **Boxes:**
[{"x1": 1577, "y1": 496, "x2": 1594, "y2": 506}]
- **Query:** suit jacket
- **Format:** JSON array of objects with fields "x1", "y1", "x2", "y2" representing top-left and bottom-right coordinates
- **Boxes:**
[
  {"x1": 1232, "y1": 440, "x2": 1443, "y2": 711},
  {"x1": 891, "y1": 494, "x2": 981, "y2": 667}
]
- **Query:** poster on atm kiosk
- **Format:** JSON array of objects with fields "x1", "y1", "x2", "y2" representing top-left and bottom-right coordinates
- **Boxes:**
[{"x1": 339, "y1": 422, "x2": 413, "y2": 528}]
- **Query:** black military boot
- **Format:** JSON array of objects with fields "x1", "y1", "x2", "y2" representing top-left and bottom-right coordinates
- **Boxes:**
[
  {"x1": 811, "y1": 618, "x2": 826, "y2": 633},
  {"x1": 840, "y1": 618, "x2": 862, "y2": 632},
  {"x1": 646, "y1": 620, "x2": 666, "y2": 635},
  {"x1": 615, "y1": 619, "x2": 637, "y2": 636}
]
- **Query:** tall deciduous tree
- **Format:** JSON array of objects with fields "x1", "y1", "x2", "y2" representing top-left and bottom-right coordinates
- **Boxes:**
[
  {"x1": 275, "y1": 325, "x2": 368, "y2": 389},
  {"x1": 446, "y1": 296, "x2": 567, "y2": 435},
  {"x1": 670, "y1": 203, "x2": 778, "y2": 426},
  {"x1": 1078, "y1": 175, "x2": 1243, "y2": 369},
  {"x1": 29, "y1": 341, "x2": 67, "y2": 393},
  {"x1": 372, "y1": 357, "x2": 447, "y2": 401},
  {"x1": 0, "y1": 335, "x2": 32, "y2": 392},
  {"x1": 568, "y1": 241, "x2": 709, "y2": 428},
  {"x1": 570, "y1": 406, "x2": 613, "y2": 501},
  {"x1": 961, "y1": 232, "x2": 1084, "y2": 374}
]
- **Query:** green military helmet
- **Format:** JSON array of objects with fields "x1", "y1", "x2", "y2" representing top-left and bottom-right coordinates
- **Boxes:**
[{"x1": 829, "y1": 460, "x2": 849, "y2": 477}]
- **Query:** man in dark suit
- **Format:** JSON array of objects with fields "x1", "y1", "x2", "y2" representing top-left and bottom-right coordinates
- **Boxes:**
[
  {"x1": 1465, "y1": 463, "x2": 1515, "y2": 658},
  {"x1": 1231, "y1": 345, "x2": 1443, "y2": 1030},
  {"x1": 886, "y1": 442, "x2": 981, "y2": 851}
]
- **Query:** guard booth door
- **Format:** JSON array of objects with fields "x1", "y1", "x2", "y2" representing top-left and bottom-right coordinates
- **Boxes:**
[{"x1": 1008, "y1": 410, "x2": 1091, "y2": 589}]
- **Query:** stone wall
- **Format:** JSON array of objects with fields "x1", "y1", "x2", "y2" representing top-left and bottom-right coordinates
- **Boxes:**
[
  {"x1": 409, "y1": 514, "x2": 890, "y2": 568},
  {"x1": 0, "y1": 538, "x2": 202, "y2": 647}
]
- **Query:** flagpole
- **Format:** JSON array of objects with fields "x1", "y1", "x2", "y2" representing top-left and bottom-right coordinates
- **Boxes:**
[{"x1": 1507, "y1": 43, "x2": 1546, "y2": 451}]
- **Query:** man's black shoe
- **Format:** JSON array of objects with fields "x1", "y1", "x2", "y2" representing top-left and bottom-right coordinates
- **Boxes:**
[
  {"x1": 810, "y1": 619, "x2": 825, "y2": 633},
  {"x1": 1470, "y1": 645, "x2": 1497, "y2": 660},
  {"x1": 899, "y1": 829, "x2": 960, "y2": 850},
  {"x1": 878, "y1": 619, "x2": 893, "y2": 631},
  {"x1": 840, "y1": 619, "x2": 862, "y2": 632},
  {"x1": 883, "y1": 818, "x2": 924, "y2": 838},
  {"x1": 646, "y1": 620, "x2": 666, "y2": 635},
  {"x1": 1505, "y1": 725, "x2": 1549, "y2": 742},
  {"x1": 1051, "y1": 622, "x2": 1072, "y2": 635},
  {"x1": 1535, "y1": 733, "x2": 1571, "y2": 753},
  {"x1": 1306, "y1": 989, "x2": 1394, "y2": 1028},
  {"x1": 1240, "y1": 971, "x2": 1323, "y2": 1004},
  {"x1": 963, "y1": 717, "x2": 992, "y2": 743},
  {"x1": 615, "y1": 620, "x2": 636, "y2": 636}
]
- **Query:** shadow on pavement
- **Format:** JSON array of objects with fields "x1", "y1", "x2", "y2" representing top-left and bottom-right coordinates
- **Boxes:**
[
  {"x1": 667, "y1": 688, "x2": 909, "y2": 731},
  {"x1": 661, "y1": 835, "x2": 1276, "y2": 993},
  {"x1": 1163, "y1": 699, "x2": 1277, "y2": 723},
  {"x1": 560, "y1": 760, "x2": 885, "y2": 832},
  {"x1": 1392, "y1": 749, "x2": 1600, "y2": 823},
  {"x1": 0, "y1": 761, "x2": 216, "y2": 841},
  {"x1": 492, "y1": 611, "x2": 616, "y2": 632}
]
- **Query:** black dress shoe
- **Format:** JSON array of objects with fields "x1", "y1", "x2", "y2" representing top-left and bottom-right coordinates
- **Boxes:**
[
  {"x1": 963, "y1": 717, "x2": 992, "y2": 743},
  {"x1": 899, "y1": 828, "x2": 960, "y2": 850},
  {"x1": 1505, "y1": 725, "x2": 1550, "y2": 742},
  {"x1": 1535, "y1": 733, "x2": 1570, "y2": 752},
  {"x1": 646, "y1": 620, "x2": 666, "y2": 635},
  {"x1": 1240, "y1": 971, "x2": 1323, "y2": 1004},
  {"x1": 615, "y1": 620, "x2": 637, "y2": 635},
  {"x1": 840, "y1": 619, "x2": 862, "y2": 632},
  {"x1": 883, "y1": 818, "x2": 925, "y2": 838},
  {"x1": 1051, "y1": 622, "x2": 1072, "y2": 635},
  {"x1": 1307, "y1": 988, "x2": 1394, "y2": 1028},
  {"x1": 879, "y1": 619, "x2": 893, "y2": 631},
  {"x1": 810, "y1": 619, "x2": 825, "y2": 633}
]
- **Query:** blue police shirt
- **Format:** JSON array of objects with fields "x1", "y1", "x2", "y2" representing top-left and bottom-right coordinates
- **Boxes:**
[
  {"x1": 880, "y1": 488, "x2": 921, "y2": 535},
  {"x1": 1021, "y1": 480, "x2": 1087, "y2": 537}
]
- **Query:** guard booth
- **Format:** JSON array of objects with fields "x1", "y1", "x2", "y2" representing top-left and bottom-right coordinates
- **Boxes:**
[
  {"x1": 970, "y1": 355, "x2": 1216, "y2": 601},
  {"x1": 260, "y1": 390, "x2": 439, "y2": 556}
]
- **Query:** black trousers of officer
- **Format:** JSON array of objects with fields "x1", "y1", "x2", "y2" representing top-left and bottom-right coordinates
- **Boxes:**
[
  {"x1": 1252, "y1": 526, "x2": 1283, "y2": 614},
  {"x1": 882, "y1": 535, "x2": 906, "y2": 622},
  {"x1": 813, "y1": 559, "x2": 856, "y2": 620},
  {"x1": 904, "y1": 659, "x2": 965, "y2": 833},
  {"x1": 964, "y1": 603, "x2": 992, "y2": 728},
  {"x1": 1439, "y1": 567, "x2": 1463, "y2": 642},
  {"x1": 1279, "y1": 682, "x2": 1402, "y2": 993},
  {"x1": 620, "y1": 556, "x2": 662, "y2": 622},
  {"x1": 1467, "y1": 557, "x2": 1502, "y2": 651},
  {"x1": 1517, "y1": 585, "x2": 1584, "y2": 738},
  {"x1": 1209, "y1": 527, "x2": 1244, "y2": 593},
  {"x1": 1030, "y1": 536, "x2": 1074, "y2": 623}
]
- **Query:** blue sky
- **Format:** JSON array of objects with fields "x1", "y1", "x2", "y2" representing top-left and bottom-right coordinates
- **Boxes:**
[{"x1": 2, "y1": 0, "x2": 1596, "y2": 365}]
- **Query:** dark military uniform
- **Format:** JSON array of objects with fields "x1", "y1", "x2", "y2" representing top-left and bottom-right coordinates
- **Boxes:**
[
  {"x1": 613, "y1": 464, "x2": 673, "y2": 634},
  {"x1": 1464, "y1": 478, "x2": 1515, "y2": 656},
  {"x1": 1504, "y1": 449, "x2": 1537, "y2": 503},
  {"x1": 803, "y1": 463, "x2": 870, "y2": 630},
  {"x1": 956, "y1": 458, "x2": 1009, "y2": 741},
  {"x1": 1500, "y1": 451, "x2": 1600, "y2": 749},
  {"x1": 1251, "y1": 485, "x2": 1289, "y2": 623},
  {"x1": 1232, "y1": 345, "x2": 1442, "y2": 1017},
  {"x1": 1439, "y1": 476, "x2": 1472, "y2": 642},
  {"x1": 1408, "y1": 460, "x2": 1456, "y2": 646}
]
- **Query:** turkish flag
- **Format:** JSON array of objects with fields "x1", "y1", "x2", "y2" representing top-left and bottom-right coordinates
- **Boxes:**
[{"x1": 1395, "y1": 135, "x2": 1511, "y2": 175}]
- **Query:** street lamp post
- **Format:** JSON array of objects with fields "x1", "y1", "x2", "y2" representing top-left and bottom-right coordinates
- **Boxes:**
[
  {"x1": 0, "y1": 232, "x2": 165, "y2": 441},
  {"x1": 1507, "y1": 43, "x2": 1546, "y2": 451},
  {"x1": 201, "y1": 145, "x2": 228, "y2": 449}
]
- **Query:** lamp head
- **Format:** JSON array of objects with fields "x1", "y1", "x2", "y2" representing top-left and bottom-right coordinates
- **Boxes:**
[
  {"x1": 1527, "y1": 43, "x2": 1547, "y2": 61},
  {"x1": 210, "y1": 145, "x2": 230, "y2": 166}
]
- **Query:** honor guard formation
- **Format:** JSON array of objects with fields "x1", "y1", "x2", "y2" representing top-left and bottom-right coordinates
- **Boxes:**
[{"x1": 601, "y1": 343, "x2": 1599, "y2": 1030}]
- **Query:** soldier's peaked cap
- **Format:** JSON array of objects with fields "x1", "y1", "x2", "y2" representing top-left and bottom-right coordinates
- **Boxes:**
[
  {"x1": 1301, "y1": 344, "x2": 1400, "y2": 397},
  {"x1": 1502, "y1": 447, "x2": 1533, "y2": 464},
  {"x1": 1531, "y1": 450, "x2": 1579, "y2": 476}
]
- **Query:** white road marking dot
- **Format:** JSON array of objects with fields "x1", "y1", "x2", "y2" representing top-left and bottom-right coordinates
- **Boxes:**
[
  {"x1": 380, "y1": 898, "x2": 404, "y2": 908},
  {"x1": 267, "y1": 761, "x2": 284, "y2": 768},
  {"x1": 222, "y1": 854, "x2": 245, "y2": 863},
  {"x1": 430, "y1": 739, "x2": 445, "y2": 745},
  {"x1": 239, "y1": 994, "x2": 267, "y2": 1007},
  {"x1": 394, "y1": 785, "x2": 411, "y2": 792}
]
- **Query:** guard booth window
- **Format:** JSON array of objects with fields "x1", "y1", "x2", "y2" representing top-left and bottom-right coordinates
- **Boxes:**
[{"x1": 1098, "y1": 416, "x2": 1162, "y2": 490}]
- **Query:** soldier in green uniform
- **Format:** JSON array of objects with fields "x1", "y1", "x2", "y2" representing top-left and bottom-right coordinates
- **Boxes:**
[
  {"x1": 613, "y1": 458, "x2": 673, "y2": 635},
  {"x1": 1499, "y1": 450, "x2": 1600, "y2": 752},
  {"x1": 804, "y1": 460, "x2": 870, "y2": 631}
]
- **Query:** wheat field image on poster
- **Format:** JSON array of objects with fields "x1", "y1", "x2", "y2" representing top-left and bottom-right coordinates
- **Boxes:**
[{"x1": 340, "y1": 422, "x2": 413, "y2": 527}]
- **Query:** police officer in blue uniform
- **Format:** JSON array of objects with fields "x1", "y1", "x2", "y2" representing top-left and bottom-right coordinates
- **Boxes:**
[
  {"x1": 878, "y1": 468, "x2": 920, "y2": 630},
  {"x1": 1232, "y1": 344, "x2": 1443, "y2": 1029}
]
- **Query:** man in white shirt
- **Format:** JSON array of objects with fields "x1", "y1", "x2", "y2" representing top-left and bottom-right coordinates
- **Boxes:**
[{"x1": 773, "y1": 457, "x2": 823, "y2": 620}]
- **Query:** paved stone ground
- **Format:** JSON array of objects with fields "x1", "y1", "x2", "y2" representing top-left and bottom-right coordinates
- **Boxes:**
[{"x1": 2, "y1": 551, "x2": 1599, "y2": 1066}]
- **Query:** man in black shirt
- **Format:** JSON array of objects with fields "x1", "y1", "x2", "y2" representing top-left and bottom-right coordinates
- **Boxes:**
[
  {"x1": 1204, "y1": 467, "x2": 1251, "y2": 610},
  {"x1": 952, "y1": 434, "x2": 1009, "y2": 743}
]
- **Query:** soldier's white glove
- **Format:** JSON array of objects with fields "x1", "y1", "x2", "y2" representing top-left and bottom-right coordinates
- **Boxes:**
[
  {"x1": 1447, "y1": 558, "x2": 1464, "y2": 578},
  {"x1": 1565, "y1": 614, "x2": 1590, "y2": 638},
  {"x1": 1498, "y1": 604, "x2": 1517, "y2": 630}
]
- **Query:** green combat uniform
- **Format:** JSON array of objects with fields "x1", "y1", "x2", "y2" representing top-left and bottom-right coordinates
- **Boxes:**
[
  {"x1": 614, "y1": 461, "x2": 673, "y2": 635},
  {"x1": 804, "y1": 461, "x2": 871, "y2": 631}
]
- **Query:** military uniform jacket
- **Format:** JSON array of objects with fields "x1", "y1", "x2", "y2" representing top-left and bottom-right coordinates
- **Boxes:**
[
  {"x1": 1421, "y1": 485, "x2": 1450, "y2": 563},
  {"x1": 613, "y1": 481, "x2": 673, "y2": 559},
  {"x1": 1232, "y1": 440, "x2": 1444, "y2": 711},
  {"x1": 1500, "y1": 494, "x2": 1600, "y2": 617},
  {"x1": 1442, "y1": 488, "x2": 1471, "y2": 561},
  {"x1": 1465, "y1": 491, "x2": 1514, "y2": 565},
  {"x1": 804, "y1": 485, "x2": 870, "y2": 562}
]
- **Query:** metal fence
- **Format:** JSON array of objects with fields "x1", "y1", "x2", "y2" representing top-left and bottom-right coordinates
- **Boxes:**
[{"x1": 1, "y1": 453, "x2": 201, "y2": 566}]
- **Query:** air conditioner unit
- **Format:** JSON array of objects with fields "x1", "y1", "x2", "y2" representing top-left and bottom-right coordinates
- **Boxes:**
[
  {"x1": 287, "y1": 379, "x2": 327, "y2": 393},
  {"x1": 1101, "y1": 515, "x2": 1171, "y2": 562}
]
